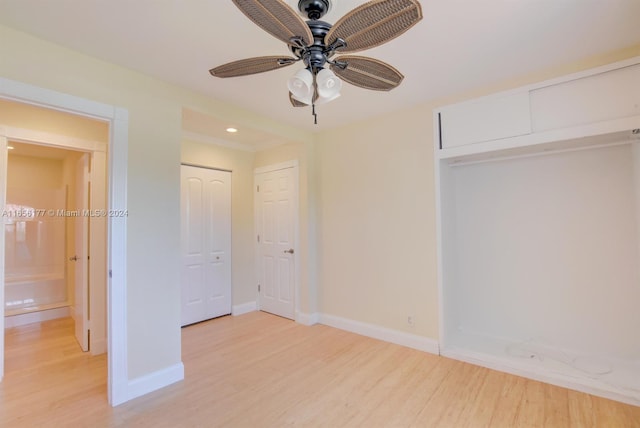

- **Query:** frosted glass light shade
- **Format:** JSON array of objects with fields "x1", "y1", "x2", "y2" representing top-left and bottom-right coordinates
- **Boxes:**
[
  {"x1": 287, "y1": 68, "x2": 313, "y2": 101},
  {"x1": 316, "y1": 68, "x2": 342, "y2": 98},
  {"x1": 315, "y1": 92, "x2": 341, "y2": 105}
]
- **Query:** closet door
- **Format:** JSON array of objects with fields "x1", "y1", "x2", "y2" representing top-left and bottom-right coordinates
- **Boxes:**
[{"x1": 180, "y1": 165, "x2": 231, "y2": 326}]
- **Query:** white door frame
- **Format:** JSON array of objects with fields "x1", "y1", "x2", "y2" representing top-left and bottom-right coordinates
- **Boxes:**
[
  {"x1": 0, "y1": 77, "x2": 129, "y2": 406},
  {"x1": 0, "y1": 135, "x2": 7, "y2": 381},
  {"x1": 254, "y1": 160, "x2": 300, "y2": 320}
]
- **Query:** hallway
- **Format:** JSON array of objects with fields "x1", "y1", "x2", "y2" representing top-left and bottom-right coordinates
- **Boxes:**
[{"x1": 1, "y1": 317, "x2": 107, "y2": 425}]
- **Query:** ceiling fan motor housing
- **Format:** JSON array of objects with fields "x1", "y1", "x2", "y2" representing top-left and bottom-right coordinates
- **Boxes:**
[
  {"x1": 298, "y1": 0, "x2": 331, "y2": 20},
  {"x1": 289, "y1": 19, "x2": 335, "y2": 71}
]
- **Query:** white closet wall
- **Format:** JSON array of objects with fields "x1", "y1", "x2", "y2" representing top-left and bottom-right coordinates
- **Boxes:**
[
  {"x1": 435, "y1": 57, "x2": 640, "y2": 406},
  {"x1": 452, "y1": 144, "x2": 639, "y2": 355}
]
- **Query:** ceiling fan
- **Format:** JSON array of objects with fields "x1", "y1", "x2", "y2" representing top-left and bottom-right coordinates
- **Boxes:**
[{"x1": 210, "y1": 0, "x2": 423, "y2": 124}]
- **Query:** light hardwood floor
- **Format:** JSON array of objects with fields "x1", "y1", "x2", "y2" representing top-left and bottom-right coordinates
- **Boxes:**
[{"x1": 1, "y1": 312, "x2": 639, "y2": 427}]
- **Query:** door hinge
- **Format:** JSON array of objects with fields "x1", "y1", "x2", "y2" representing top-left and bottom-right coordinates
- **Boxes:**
[
  {"x1": 108, "y1": 269, "x2": 112, "y2": 279},
  {"x1": 257, "y1": 185, "x2": 260, "y2": 192},
  {"x1": 257, "y1": 235, "x2": 260, "y2": 243},
  {"x1": 258, "y1": 284, "x2": 261, "y2": 292}
]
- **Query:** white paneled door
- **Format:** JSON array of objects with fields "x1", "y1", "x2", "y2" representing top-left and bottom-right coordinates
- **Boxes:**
[
  {"x1": 180, "y1": 165, "x2": 231, "y2": 326},
  {"x1": 73, "y1": 153, "x2": 90, "y2": 352},
  {"x1": 255, "y1": 165, "x2": 297, "y2": 320}
]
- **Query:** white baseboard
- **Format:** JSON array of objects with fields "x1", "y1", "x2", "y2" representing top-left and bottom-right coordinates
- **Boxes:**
[
  {"x1": 318, "y1": 313, "x2": 440, "y2": 355},
  {"x1": 296, "y1": 311, "x2": 319, "y2": 326},
  {"x1": 4, "y1": 306, "x2": 70, "y2": 328},
  {"x1": 442, "y1": 346, "x2": 640, "y2": 407},
  {"x1": 126, "y1": 362, "x2": 185, "y2": 403},
  {"x1": 232, "y1": 301, "x2": 257, "y2": 316}
]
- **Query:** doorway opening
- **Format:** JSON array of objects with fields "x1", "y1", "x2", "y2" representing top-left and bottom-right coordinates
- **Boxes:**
[
  {"x1": 4, "y1": 142, "x2": 96, "y2": 356},
  {"x1": 0, "y1": 78, "x2": 129, "y2": 405},
  {"x1": 2, "y1": 104, "x2": 108, "y2": 398}
]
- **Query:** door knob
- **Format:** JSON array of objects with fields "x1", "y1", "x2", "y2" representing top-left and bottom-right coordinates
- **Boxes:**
[
  {"x1": 69, "y1": 255, "x2": 79, "y2": 262},
  {"x1": 284, "y1": 249, "x2": 294, "y2": 254}
]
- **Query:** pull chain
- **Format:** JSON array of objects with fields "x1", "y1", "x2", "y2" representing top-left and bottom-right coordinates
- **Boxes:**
[{"x1": 311, "y1": 69, "x2": 318, "y2": 125}]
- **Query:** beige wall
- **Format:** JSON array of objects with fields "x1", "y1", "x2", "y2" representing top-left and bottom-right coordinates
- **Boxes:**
[
  {"x1": 0, "y1": 99, "x2": 108, "y2": 143},
  {"x1": 315, "y1": 106, "x2": 438, "y2": 337},
  {"x1": 7, "y1": 154, "x2": 64, "y2": 189}
]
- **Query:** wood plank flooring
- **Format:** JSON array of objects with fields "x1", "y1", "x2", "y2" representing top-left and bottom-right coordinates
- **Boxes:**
[{"x1": 1, "y1": 312, "x2": 639, "y2": 427}]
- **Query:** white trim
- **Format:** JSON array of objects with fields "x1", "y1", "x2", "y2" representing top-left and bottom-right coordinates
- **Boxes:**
[
  {"x1": 0, "y1": 76, "x2": 130, "y2": 406},
  {"x1": 436, "y1": 56, "x2": 640, "y2": 112},
  {"x1": 0, "y1": 135, "x2": 6, "y2": 381},
  {"x1": 433, "y1": 113, "x2": 446, "y2": 351},
  {"x1": 2, "y1": 126, "x2": 106, "y2": 152},
  {"x1": 442, "y1": 347, "x2": 640, "y2": 407},
  {"x1": 180, "y1": 162, "x2": 232, "y2": 173},
  {"x1": 182, "y1": 130, "x2": 256, "y2": 153},
  {"x1": 319, "y1": 314, "x2": 440, "y2": 355},
  {"x1": 4, "y1": 307, "x2": 70, "y2": 328},
  {"x1": 254, "y1": 159, "x2": 299, "y2": 174},
  {"x1": 0, "y1": 78, "x2": 116, "y2": 119},
  {"x1": 438, "y1": 115, "x2": 640, "y2": 160},
  {"x1": 295, "y1": 312, "x2": 319, "y2": 326},
  {"x1": 108, "y1": 106, "x2": 130, "y2": 406},
  {"x1": 447, "y1": 139, "x2": 633, "y2": 168},
  {"x1": 125, "y1": 363, "x2": 185, "y2": 404},
  {"x1": 232, "y1": 301, "x2": 257, "y2": 316}
]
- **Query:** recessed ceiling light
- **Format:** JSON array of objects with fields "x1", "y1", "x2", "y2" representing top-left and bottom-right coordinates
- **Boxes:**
[
  {"x1": 226, "y1": 127, "x2": 238, "y2": 133},
  {"x1": 7, "y1": 145, "x2": 14, "y2": 150}
]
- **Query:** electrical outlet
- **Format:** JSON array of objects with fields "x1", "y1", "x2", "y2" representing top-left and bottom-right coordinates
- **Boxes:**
[{"x1": 407, "y1": 315, "x2": 415, "y2": 326}]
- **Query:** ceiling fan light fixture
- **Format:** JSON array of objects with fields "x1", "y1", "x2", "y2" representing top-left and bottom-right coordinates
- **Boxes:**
[
  {"x1": 315, "y1": 92, "x2": 341, "y2": 105},
  {"x1": 291, "y1": 92, "x2": 313, "y2": 105},
  {"x1": 214, "y1": 0, "x2": 424, "y2": 124},
  {"x1": 287, "y1": 68, "x2": 314, "y2": 101},
  {"x1": 316, "y1": 68, "x2": 342, "y2": 99}
]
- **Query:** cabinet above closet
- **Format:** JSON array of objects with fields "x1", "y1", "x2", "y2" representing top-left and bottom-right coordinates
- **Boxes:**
[{"x1": 436, "y1": 58, "x2": 640, "y2": 160}]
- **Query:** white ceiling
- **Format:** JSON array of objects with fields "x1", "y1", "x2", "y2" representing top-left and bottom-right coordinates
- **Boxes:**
[{"x1": 1, "y1": 0, "x2": 640, "y2": 135}]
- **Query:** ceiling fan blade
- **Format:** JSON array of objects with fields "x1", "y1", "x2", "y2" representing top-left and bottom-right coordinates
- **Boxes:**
[
  {"x1": 232, "y1": 0, "x2": 314, "y2": 47},
  {"x1": 325, "y1": 0, "x2": 423, "y2": 53},
  {"x1": 210, "y1": 56, "x2": 297, "y2": 78},
  {"x1": 331, "y1": 56, "x2": 404, "y2": 91},
  {"x1": 289, "y1": 92, "x2": 307, "y2": 107}
]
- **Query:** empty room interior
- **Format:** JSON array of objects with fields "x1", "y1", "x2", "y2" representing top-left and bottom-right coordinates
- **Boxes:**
[{"x1": 1, "y1": 0, "x2": 640, "y2": 426}]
